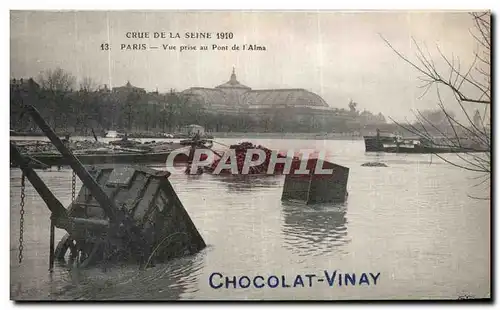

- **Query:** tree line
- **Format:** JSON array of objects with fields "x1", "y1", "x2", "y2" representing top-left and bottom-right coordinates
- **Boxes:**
[{"x1": 10, "y1": 68, "x2": 391, "y2": 136}]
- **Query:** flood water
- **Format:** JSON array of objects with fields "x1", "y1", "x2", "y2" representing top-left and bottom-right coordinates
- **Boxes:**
[{"x1": 10, "y1": 138, "x2": 490, "y2": 300}]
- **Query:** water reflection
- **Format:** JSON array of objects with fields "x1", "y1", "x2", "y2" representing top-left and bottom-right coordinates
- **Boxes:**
[
  {"x1": 10, "y1": 165, "x2": 208, "y2": 300},
  {"x1": 363, "y1": 152, "x2": 451, "y2": 166},
  {"x1": 281, "y1": 201, "x2": 349, "y2": 257},
  {"x1": 46, "y1": 249, "x2": 207, "y2": 300},
  {"x1": 10, "y1": 139, "x2": 491, "y2": 299}
]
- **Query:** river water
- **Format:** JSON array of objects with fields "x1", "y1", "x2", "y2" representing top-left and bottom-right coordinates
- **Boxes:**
[{"x1": 9, "y1": 138, "x2": 490, "y2": 300}]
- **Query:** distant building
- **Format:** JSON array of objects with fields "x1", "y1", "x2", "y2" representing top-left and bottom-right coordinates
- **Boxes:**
[
  {"x1": 97, "y1": 84, "x2": 111, "y2": 93},
  {"x1": 112, "y1": 81, "x2": 146, "y2": 94},
  {"x1": 473, "y1": 109, "x2": 482, "y2": 129},
  {"x1": 181, "y1": 124, "x2": 205, "y2": 135},
  {"x1": 10, "y1": 78, "x2": 40, "y2": 93},
  {"x1": 179, "y1": 68, "x2": 350, "y2": 129},
  {"x1": 181, "y1": 68, "x2": 328, "y2": 112}
]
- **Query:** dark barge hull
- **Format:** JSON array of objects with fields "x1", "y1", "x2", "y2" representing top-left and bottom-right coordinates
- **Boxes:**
[
  {"x1": 363, "y1": 136, "x2": 395, "y2": 152},
  {"x1": 11, "y1": 151, "x2": 189, "y2": 167},
  {"x1": 364, "y1": 136, "x2": 489, "y2": 154}
]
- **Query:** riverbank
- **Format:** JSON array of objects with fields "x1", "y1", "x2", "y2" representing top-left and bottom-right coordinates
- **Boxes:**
[
  {"x1": 11, "y1": 131, "x2": 363, "y2": 140},
  {"x1": 210, "y1": 132, "x2": 363, "y2": 140}
]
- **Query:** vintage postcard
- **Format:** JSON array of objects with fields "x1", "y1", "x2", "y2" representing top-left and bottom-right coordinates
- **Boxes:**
[{"x1": 9, "y1": 10, "x2": 491, "y2": 301}]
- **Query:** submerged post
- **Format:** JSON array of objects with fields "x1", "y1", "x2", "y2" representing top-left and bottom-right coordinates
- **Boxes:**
[
  {"x1": 49, "y1": 219, "x2": 55, "y2": 272},
  {"x1": 10, "y1": 143, "x2": 68, "y2": 227}
]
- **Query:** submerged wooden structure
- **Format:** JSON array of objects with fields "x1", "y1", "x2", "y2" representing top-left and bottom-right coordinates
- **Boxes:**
[
  {"x1": 281, "y1": 159, "x2": 350, "y2": 204},
  {"x1": 11, "y1": 105, "x2": 206, "y2": 269},
  {"x1": 54, "y1": 165, "x2": 206, "y2": 267}
]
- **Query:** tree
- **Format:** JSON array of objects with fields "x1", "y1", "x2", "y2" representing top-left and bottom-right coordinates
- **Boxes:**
[
  {"x1": 418, "y1": 109, "x2": 456, "y2": 127},
  {"x1": 348, "y1": 100, "x2": 358, "y2": 115},
  {"x1": 37, "y1": 68, "x2": 77, "y2": 130},
  {"x1": 164, "y1": 90, "x2": 181, "y2": 132},
  {"x1": 381, "y1": 12, "x2": 490, "y2": 199},
  {"x1": 125, "y1": 91, "x2": 141, "y2": 131},
  {"x1": 376, "y1": 112, "x2": 386, "y2": 123},
  {"x1": 80, "y1": 76, "x2": 96, "y2": 92},
  {"x1": 38, "y1": 67, "x2": 76, "y2": 92},
  {"x1": 74, "y1": 77, "x2": 99, "y2": 133}
]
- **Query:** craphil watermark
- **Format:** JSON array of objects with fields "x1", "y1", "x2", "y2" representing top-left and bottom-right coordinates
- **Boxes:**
[{"x1": 165, "y1": 148, "x2": 334, "y2": 175}]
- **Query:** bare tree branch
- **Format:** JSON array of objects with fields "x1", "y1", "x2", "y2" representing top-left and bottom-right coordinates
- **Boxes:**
[
  {"x1": 80, "y1": 77, "x2": 96, "y2": 92},
  {"x1": 380, "y1": 12, "x2": 491, "y2": 200},
  {"x1": 380, "y1": 34, "x2": 491, "y2": 105},
  {"x1": 37, "y1": 67, "x2": 76, "y2": 92}
]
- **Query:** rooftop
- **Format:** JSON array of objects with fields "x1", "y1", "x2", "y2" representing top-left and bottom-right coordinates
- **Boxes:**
[
  {"x1": 113, "y1": 81, "x2": 146, "y2": 92},
  {"x1": 215, "y1": 68, "x2": 251, "y2": 90}
]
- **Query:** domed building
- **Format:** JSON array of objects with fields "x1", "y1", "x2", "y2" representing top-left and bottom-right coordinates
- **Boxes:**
[
  {"x1": 181, "y1": 87, "x2": 229, "y2": 106},
  {"x1": 113, "y1": 81, "x2": 146, "y2": 94},
  {"x1": 214, "y1": 68, "x2": 252, "y2": 105},
  {"x1": 242, "y1": 89, "x2": 328, "y2": 108},
  {"x1": 181, "y1": 68, "x2": 331, "y2": 116}
]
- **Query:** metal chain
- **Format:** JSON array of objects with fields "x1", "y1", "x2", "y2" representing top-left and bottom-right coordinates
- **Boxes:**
[
  {"x1": 71, "y1": 171, "x2": 76, "y2": 202},
  {"x1": 19, "y1": 172, "x2": 25, "y2": 264}
]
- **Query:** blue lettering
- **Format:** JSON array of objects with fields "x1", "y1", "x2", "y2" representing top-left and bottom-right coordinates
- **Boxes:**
[
  {"x1": 293, "y1": 275, "x2": 304, "y2": 288},
  {"x1": 305, "y1": 274, "x2": 316, "y2": 287},
  {"x1": 209, "y1": 271, "x2": 377, "y2": 289},
  {"x1": 345, "y1": 273, "x2": 356, "y2": 286},
  {"x1": 239, "y1": 276, "x2": 250, "y2": 288},
  {"x1": 268, "y1": 276, "x2": 279, "y2": 288},
  {"x1": 281, "y1": 275, "x2": 291, "y2": 288},
  {"x1": 324, "y1": 270, "x2": 337, "y2": 287},
  {"x1": 209, "y1": 272, "x2": 223, "y2": 289},
  {"x1": 253, "y1": 276, "x2": 264, "y2": 288},
  {"x1": 359, "y1": 273, "x2": 370, "y2": 285},
  {"x1": 370, "y1": 272, "x2": 380, "y2": 285},
  {"x1": 225, "y1": 276, "x2": 237, "y2": 289}
]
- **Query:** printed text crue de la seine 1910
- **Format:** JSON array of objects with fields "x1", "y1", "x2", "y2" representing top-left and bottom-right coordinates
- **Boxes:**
[{"x1": 99, "y1": 31, "x2": 267, "y2": 52}]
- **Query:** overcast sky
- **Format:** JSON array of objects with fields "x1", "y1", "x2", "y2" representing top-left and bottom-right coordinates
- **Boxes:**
[{"x1": 10, "y1": 11, "x2": 487, "y2": 121}]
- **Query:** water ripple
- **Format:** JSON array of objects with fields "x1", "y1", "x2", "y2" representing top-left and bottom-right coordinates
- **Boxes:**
[{"x1": 10, "y1": 138, "x2": 490, "y2": 300}]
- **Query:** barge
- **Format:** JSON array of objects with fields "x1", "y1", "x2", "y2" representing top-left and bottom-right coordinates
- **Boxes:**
[
  {"x1": 11, "y1": 136, "x2": 192, "y2": 168},
  {"x1": 363, "y1": 129, "x2": 488, "y2": 154},
  {"x1": 10, "y1": 150, "x2": 188, "y2": 167},
  {"x1": 363, "y1": 130, "x2": 397, "y2": 152}
]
